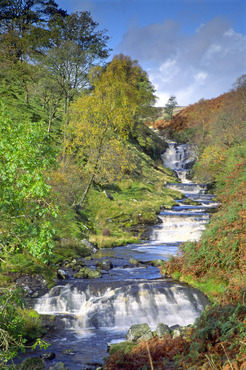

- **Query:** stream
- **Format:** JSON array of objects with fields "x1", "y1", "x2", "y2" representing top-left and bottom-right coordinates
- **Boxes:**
[{"x1": 20, "y1": 143, "x2": 217, "y2": 369}]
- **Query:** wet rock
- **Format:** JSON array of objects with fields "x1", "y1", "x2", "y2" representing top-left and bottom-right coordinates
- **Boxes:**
[
  {"x1": 40, "y1": 352, "x2": 56, "y2": 360},
  {"x1": 129, "y1": 258, "x2": 139, "y2": 266},
  {"x1": 95, "y1": 260, "x2": 113, "y2": 271},
  {"x1": 57, "y1": 269, "x2": 70, "y2": 280},
  {"x1": 19, "y1": 357, "x2": 45, "y2": 369},
  {"x1": 15, "y1": 274, "x2": 48, "y2": 298},
  {"x1": 156, "y1": 323, "x2": 171, "y2": 337},
  {"x1": 126, "y1": 323, "x2": 153, "y2": 342},
  {"x1": 62, "y1": 348, "x2": 76, "y2": 355},
  {"x1": 49, "y1": 362, "x2": 67, "y2": 369},
  {"x1": 143, "y1": 259, "x2": 163, "y2": 267},
  {"x1": 64, "y1": 258, "x2": 86, "y2": 270},
  {"x1": 73, "y1": 266, "x2": 102, "y2": 279},
  {"x1": 171, "y1": 327, "x2": 181, "y2": 338},
  {"x1": 79, "y1": 239, "x2": 98, "y2": 254}
]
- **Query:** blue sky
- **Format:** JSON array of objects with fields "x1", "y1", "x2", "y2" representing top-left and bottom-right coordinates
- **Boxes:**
[{"x1": 56, "y1": 0, "x2": 246, "y2": 106}]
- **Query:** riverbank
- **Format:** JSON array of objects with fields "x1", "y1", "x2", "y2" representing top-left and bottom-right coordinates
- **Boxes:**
[{"x1": 104, "y1": 141, "x2": 246, "y2": 369}]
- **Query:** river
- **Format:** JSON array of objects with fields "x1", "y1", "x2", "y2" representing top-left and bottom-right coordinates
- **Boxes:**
[{"x1": 20, "y1": 142, "x2": 217, "y2": 369}]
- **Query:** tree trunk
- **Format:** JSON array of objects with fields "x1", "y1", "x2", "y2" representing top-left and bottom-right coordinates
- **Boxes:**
[
  {"x1": 75, "y1": 127, "x2": 107, "y2": 207},
  {"x1": 77, "y1": 172, "x2": 95, "y2": 207}
]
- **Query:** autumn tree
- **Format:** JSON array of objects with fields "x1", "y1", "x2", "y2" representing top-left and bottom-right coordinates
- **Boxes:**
[{"x1": 68, "y1": 54, "x2": 156, "y2": 206}]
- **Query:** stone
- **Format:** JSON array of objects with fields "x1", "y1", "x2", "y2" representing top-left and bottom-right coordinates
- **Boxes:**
[
  {"x1": 95, "y1": 260, "x2": 113, "y2": 271},
  {"x1": 49, "y1": 362, "x2": 68, "y2": 369},
  {"x1": 57, "y1": 269, "x2": 70, "y2": 280},
  {"x1": 19, "y1": 357, "x2": 45, "y2": 369},
  {"x1": 15, "y1": 274, "x2": 48, "y2": 298},
  {"x1": 170, "y1": 325, "x2": 182, "y2": 338},
  {"x1": 79, "y1": 239, "x2": 98, "y2": 254},
  {"x1": 156, "y1": 323, "x2": 171, "y2": 337},
  {"x1": 73, "y1": 267, "x2": 102, "y2": 279},
  {"x1": 62, "y1": 348, "x2": 76, "y2": 355},
  {"x1": 129, "y1": 258, "x2": 139, "y2": 266},
  {"x1": 126, "y1": 323, "x2": 152, "y2": 342},
  {"x1": 40, "y1": 352, "x2": 56, "y2": 360}
]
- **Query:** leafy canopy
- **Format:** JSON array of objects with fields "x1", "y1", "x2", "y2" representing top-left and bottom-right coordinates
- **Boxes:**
[
  {"x1": 68, "y1": 54, "x2": 156, "y2": 205},
  {"x1": 0, "y1": 103, "x2": 58, "y2": 260}
]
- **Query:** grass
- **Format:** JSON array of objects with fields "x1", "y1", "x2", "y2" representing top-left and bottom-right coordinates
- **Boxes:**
[
  {"x1": 177, "y1": 274, "x2": 228, "y2": 303},
  {"x1": 86, "y1": 177, "x2": 181, "y2": 248}
]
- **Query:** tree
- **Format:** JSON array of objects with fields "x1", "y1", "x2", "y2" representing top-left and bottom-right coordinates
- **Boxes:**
[
  {"x1": 68, "y1": 54, "x2": 156, "y2": 206},
  {"x1": 164, "y1": 95, "x2": 178, "y2": 119},
  {"x1": 40, "y1": 11, "x2": 111, "y2": 144},
  {"x1": 0, "y1": 103, "x2": 58, "y2": 260},
  {"x1": 0, "y1": 0, "x2": 67, "y2": 61}
]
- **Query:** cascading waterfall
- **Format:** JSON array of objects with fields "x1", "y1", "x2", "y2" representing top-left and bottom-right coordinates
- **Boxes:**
[
  {"x1": 24, "y1": 141, "x2": 216, "y2": 369},
  {"x1": 34, "y1": 281, "x2": 207, "y2": 332}
]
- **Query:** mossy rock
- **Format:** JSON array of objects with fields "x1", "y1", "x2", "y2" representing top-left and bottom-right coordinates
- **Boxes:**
[
  {"x1": 156, "y1": 323, "x2": 171, "y2": 337},
  {"x1": 73, "y1": 267, "x2": 102, "y2": 279},
  {"x1": 49, "y1": 362, "x2": 67, "y2": 370},
  {"x1": 129, "y1": 258, "x2": 139, "y2": 266},
  {"x1": 126, "y1": 323, "x2": 153, "y2": 342},
  {"x1": 19, "y1": 357, "x2": 45, "y2": 370},
  {"x1": 95, "y1": 260, "x2": 113, "y2": 271}
]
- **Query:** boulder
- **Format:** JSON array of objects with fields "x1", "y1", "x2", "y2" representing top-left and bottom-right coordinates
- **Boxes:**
[
  {"x1": 126, "y1": 323, "x2": 152, "y2": 342},
  {"x1": 15, "y1": 274, "x2": 48, "y2": 298},
  {"x1": 73, "y1": 267, "x2": 102, "y2": 279},
  {"x1": 129, "y1": 258, "x2": 139, "y2": 266},
  {"x1": 156, "y1": 323, "x2": 171, "y2": 338},
  {"x1": 19, "y1": 357, "x2": 45, "y2": 370},
  {"x1": 170, "y1": 324, "x2": 181, "y2": 338},
  {"x1": 57, "y1": 269, "x2": 70, "y2": 280},
  {"x1": 79, "y1": 239, "x2": 98, "y2": 254},
  {"x1": 40, "y1": 352, "x2": 56, "y2": 360},
  {"x1": 95, "y1": 260, "x2": 113, "y2": 271}
]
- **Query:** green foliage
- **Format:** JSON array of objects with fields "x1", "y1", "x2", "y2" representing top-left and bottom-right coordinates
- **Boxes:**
[
  {"x1": 0, "y1": 289, "x2": 48, "y2": 365},
  {"x1": 0, "y1": 103, "x2": 58, "y2": 260},
  {"x1": 164, "y1": 95, "x2": 178, "y2": 120},
  {"x1": 68, "y1": 54, "x2": 157, "y2": 206}
]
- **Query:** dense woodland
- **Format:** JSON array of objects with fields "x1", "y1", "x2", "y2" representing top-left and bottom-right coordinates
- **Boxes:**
[{"x1": 0, "y1": 1, "x2": 246, "y2": 368}]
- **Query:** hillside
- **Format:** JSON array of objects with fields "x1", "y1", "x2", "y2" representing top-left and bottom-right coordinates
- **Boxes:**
[{"x1": 105, "y1": 81, "x2": 246, "y2": 369}]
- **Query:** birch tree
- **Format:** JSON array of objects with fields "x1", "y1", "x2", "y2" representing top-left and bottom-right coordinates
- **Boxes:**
[{"x1": 68, "y1": 54, "x2": 156, "y2": 206}]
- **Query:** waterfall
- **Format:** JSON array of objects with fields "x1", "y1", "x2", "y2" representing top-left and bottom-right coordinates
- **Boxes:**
[
  {"x1": 161, "y1": 142, "x2": 196, "y2": 182},
  {"x1": 24, "y1": 141, "x2": 215, "y2": 369},
  {"x1": 34, "y1": 282, "x2": 207, "y2": 333}
]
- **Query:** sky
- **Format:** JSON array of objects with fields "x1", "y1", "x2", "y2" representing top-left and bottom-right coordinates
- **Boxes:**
[{"x1": 55, "y1": 0, "x2": 246, "y2": 107}]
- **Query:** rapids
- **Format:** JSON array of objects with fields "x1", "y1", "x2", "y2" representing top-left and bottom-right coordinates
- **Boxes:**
[{"x1": 19, "y1": 142, "x2": 217, "y2": 369}]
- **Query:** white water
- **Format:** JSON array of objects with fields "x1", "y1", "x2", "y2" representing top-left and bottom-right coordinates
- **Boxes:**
[
  {"x1": 35, "y1": 282, "x2": 206, "y2": 332},
  {"x1": 30, "y1": 142, "x2": 215, "y2": 369}
]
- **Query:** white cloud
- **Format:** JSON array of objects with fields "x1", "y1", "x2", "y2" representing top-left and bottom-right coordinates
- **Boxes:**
[{"x1": 118, "y1": 16, "x2": 246, "y2": 106}]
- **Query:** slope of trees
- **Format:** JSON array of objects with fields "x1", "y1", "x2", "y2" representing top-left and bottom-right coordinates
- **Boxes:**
[{"x1": 0, "y1": 2, "x2": 178, "y2": 363}]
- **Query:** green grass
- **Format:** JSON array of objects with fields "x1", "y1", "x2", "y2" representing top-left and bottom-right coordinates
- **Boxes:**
[
  {"x1": 174, "y1": 273, "x2": 227, "y2": 303},
  {"x1": 86, "y1": 177, "x2": 181, "y2": 248}
]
